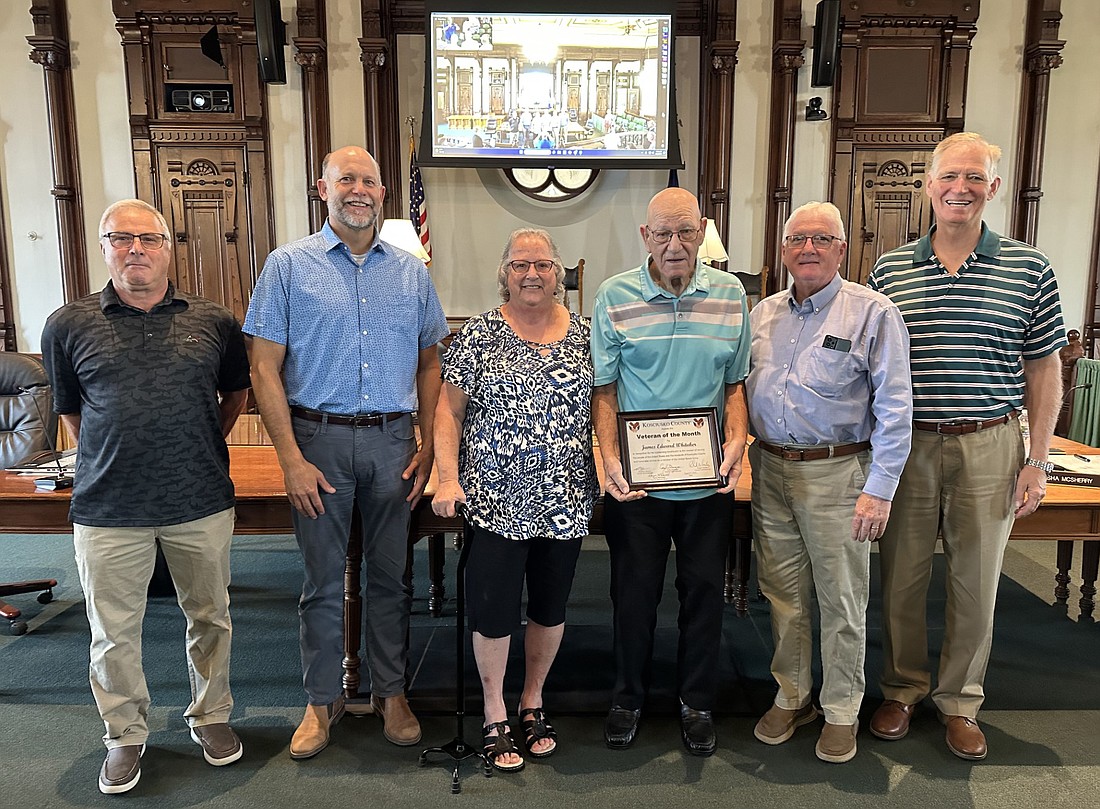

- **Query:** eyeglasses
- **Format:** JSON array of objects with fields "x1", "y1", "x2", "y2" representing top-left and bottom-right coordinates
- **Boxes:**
[
  {"x1": 101, "y1": 232, "x2": 169, "y2": 250},
  {"x1": 509, "y1": 260, "x2": 556, "y2": 274},
  {"x1": 783, "y1": 234, "x2": 841, "y2": 249},
  {"x1": 646, "y1": 227, "x2": 702, "y2": 244}
]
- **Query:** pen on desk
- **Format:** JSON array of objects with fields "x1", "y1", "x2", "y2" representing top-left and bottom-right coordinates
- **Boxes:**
[{"x1": 1073, "y1": 454, "x2": 1092, "y2": 462}]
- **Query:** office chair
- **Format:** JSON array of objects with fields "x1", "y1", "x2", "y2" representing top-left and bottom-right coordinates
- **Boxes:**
[
  {"x1": 563, "y1": 258, "x2": 584, "y2": 314},
  {"x1": 0, "y1": 353, "x2": 59, "y2": 635}
]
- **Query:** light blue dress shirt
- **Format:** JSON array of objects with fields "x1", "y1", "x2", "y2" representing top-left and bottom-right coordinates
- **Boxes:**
[{"x1": 746, "y1": 273, "x2": 913, "y2": 501}]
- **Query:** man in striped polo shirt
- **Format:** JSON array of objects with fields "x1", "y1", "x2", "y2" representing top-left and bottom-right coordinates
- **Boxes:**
[
  {"x1": 592, "y1": 187, "x2": 750, "y2": 757},
  {"x1": 867, "y1": 132, "x2": 1066, "y2": 760}
]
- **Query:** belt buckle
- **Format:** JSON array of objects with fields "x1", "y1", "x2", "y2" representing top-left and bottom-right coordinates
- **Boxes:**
[
  {"x1": 780, "y1": 445, "x2": 806, "y2": 461},
  {"x1": 936, "y1": 422, "x2": 962, "y2": 435}
]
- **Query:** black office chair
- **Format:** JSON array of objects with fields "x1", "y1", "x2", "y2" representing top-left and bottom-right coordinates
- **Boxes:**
[
  {"x1": 563, "y1": 258, "x2": 584, "y2": 314},
  {"x1": 0, "y1": 353, "x2": 59, "y2": 635}
]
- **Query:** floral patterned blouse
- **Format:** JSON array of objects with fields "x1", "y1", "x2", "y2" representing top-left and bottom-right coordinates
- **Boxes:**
[{"x1": 441, "y1": 308, "x2": 598, "y2": 540}]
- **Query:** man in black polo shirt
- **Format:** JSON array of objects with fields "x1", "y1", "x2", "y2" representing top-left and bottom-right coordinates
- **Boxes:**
[{"x1": 40, "y1": 199, "x2": 250, "y2": 795}]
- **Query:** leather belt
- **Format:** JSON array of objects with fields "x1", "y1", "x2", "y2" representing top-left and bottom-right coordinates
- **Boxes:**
[
  {"x1": 913, "y1": 411, "x2": 1018, "y2": 435},
  {"x1": 290, "y1": 406, "x2": 405, "y2": 428},
  {"x1": 757, "y1": 440, "x2": 871, "y2": 462}
]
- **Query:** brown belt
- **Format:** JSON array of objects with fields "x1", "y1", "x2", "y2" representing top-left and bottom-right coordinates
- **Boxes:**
[
  {"x1": 290, "y1": 406, "x2": 405, "y2": 428},
  {"x1": 913, "y1": 411, "x2": 1018, "y2": 435},
  {"x1": 757, "y1": 440, "x2": 871, "y2": 462}
]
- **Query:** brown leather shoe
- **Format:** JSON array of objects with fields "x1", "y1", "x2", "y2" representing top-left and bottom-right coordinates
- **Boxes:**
[
  {"x1": 816, "y1": 721, "x2": 858, "y2": 763},
  {"x1": 942, "y1": 714, "x2": 987, "y2": 761},
  {"x1": 290, "y1": 698, "x2": 345, "y2": 759},
  {"x1": 870, "y1": 700, "x2": 917, "y2": 740},
  {"x1": 753, "y1": 703, "x2": 819, "y2": 745},
  {"x1": 371, "y1": 693, "x2": 422, "y2": 746},
  {"x1": 99, "y1": 743, "x2": 144, "y2": 794}
]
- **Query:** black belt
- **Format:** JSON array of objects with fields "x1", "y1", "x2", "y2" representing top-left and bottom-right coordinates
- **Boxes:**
[
  {"x1": 913, "y1": 411, "x2": 1018, "y2": 435},
  {"x1": 757, "y1": 440, "x2": 871, "y2": 462},
  {"x1": 290, "y1": 406, "x2": 405, "y2": 427}
]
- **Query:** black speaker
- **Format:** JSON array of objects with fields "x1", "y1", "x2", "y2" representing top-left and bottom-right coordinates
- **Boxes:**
[
  {"x1": 811, "y1": 0, "x2": 841, "y2": 88},
  {"x1": 255, "y1": 0, "x2": 287, "y2": 85}
]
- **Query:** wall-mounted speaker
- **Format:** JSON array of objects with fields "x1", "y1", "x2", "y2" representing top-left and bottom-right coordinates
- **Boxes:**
[
  {"x1": 255, "y1": 0, "x2": 287, "y2": 85},
  {"x1": 811, "y1": 0, "x2": 841, "y2": 88}
]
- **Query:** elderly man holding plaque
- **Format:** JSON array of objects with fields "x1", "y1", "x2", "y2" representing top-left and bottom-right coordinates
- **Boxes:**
[
  {"x1": 591, "y1": 187, "x2": 750, "y2": 757},
  {"x1": 747, "y1": 202, "x2": 912, "y2": 763}
]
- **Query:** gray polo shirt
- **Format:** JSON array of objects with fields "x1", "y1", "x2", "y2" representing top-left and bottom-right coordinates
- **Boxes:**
[{"x1": 40, "y1": 282, "x2": 250, "y2": 527}]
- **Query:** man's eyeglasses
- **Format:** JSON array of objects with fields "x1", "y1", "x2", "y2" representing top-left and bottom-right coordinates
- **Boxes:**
[
  {"x1": 783, "y1": 234, "x2": 841, "y2": 249},
  {"x1": 101, "y1": 232, "x2": 169, "y2": 250},
  {"x1": 509, "y1": 260, "x2": 556, "y2": 274},
  {"x1": 646, "y1": 227, "x2": 702, "y2": 245}
]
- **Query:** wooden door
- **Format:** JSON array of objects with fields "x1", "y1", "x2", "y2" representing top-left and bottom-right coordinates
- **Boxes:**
[{"x1": 157, "y1": 147, "x2": 253, "y2": 324}]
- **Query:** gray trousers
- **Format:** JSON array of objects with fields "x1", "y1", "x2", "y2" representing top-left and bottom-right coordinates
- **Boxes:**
[{"x1": 291, "y1": 413, "x2": 415, "y2": 705}]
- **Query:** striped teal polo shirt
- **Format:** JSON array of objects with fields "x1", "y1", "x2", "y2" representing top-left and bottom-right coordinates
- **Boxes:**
[
  {"x1": 592, "y1": 260, "x2": 750, "y2": 500},
  {"x1": 868, "y1": 224, "x2": 1066, "y2": 422}
]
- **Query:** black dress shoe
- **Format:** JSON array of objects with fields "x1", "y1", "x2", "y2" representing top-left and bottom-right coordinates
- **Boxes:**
[
  {"x1": 605, "y1": 706, "x2": 642, "y2": 749},
  {"x1": 680, "y1": 704, "x2": 716, "y2": 757}
]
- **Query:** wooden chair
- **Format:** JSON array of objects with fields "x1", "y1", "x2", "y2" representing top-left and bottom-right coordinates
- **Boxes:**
[
  {"x1": 563, "y1": 258, "x2": 585, "y2": 314},
  {"x1": 0, "y1": 353, "x2": 59, "y2": 635}
]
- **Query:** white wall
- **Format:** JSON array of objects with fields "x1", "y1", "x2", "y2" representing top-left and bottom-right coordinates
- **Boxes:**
[{"x1": 2, "y1": 0, "x2": 1097, "y2": 350}]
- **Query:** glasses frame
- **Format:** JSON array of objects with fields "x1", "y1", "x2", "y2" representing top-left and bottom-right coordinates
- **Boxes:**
[
  {"x1": 508, "y1": 259, "x2": 557, "y2": 274},
  {"x1": 646, "y1": 227, "x2": 703, "y2": 245},
  {"x1": 782, "y1": 234, "x2": 842, "y2": 249},
  {"x1": 101, "y1": 232, "x2": 170, "y2": 250}
]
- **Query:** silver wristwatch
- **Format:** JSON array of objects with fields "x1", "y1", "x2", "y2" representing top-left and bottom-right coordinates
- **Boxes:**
[{"x1": 1024, "y1": 457, "x2": 1054, "y2": 475}]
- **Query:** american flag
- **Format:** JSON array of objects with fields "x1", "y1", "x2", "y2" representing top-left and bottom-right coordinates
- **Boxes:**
[{"x1": 409, "y1": 136, "x2": 432, "y2": 266}]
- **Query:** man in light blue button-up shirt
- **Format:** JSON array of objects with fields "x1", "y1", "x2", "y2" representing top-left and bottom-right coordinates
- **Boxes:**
[
  {"x1": 245, "y1": 146, "x2": 448, "y2": 758},
  {"x1": 746, "y1": 202, "x2": 911, "y2": 764}
]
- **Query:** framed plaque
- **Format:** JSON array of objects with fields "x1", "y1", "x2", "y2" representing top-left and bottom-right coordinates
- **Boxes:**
[{"x1": 616, "y1": 408, "x2": 725, "y2": 491}]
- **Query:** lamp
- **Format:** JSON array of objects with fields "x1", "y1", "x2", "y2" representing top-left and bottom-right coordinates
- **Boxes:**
[
  {"x1": 379, "y1": 218, "x2": 430, "y2": 263},
  {"x1": 699, "y1": 219, "x2": 729, "y2": 270}
]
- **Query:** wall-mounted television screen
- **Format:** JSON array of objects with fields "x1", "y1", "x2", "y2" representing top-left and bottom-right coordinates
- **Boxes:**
[{"x1": 419, "y1": 0, "x2": 682, "y2": 169}]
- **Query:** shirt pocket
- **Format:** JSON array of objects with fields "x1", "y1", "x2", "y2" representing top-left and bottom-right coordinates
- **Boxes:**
[{"x1": 799, "y1": 344, "x2": 865, "y2": 399}]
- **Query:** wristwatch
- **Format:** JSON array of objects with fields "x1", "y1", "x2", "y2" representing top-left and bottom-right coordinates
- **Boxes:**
[{"x1": 1024, "y1": 457, "x2": 1054, "y2": 475}]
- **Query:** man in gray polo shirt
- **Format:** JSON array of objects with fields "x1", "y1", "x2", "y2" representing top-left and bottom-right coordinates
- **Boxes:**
[{"x1": 40, "y1": 199, "x2": 250, "y2": 794}]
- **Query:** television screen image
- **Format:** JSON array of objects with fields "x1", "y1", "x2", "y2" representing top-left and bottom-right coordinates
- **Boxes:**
[{"x1": 421, "y1": 5, "x2": 681, "y2": 168}]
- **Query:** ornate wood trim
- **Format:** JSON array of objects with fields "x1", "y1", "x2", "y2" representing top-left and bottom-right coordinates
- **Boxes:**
[
  {"x1": 295, "y1": 0, "x2": 331, "y2": 231},
  {"x1": 698, "y1": 0, "x2": 738, "y2": 258},
  {"x1": 0, "y1": 180, "x2": 15, "y2": 351},
  {"x1": 28, "y1": 0, "x2": 89, "y2": 303},
  {"x1": 762, "y1": 0, "x2": 804, "y2": 295},
  {"x1": 361, "y1": 1, "x2": 402, "y2": 218},
  {"x1": 1011, "y1": 0, "x2": 1064, "y2": 245},
  {"x1": 1084, "y1": 154, "x2": 1100, "y2": 356}
]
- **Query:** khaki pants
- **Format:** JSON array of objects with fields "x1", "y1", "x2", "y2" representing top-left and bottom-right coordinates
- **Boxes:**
[
  {"x1": 878, "y1": 420, "x2": 1023, "y2": 718},
  {"x1": 750, "y1": 444, "x2": 871, "y2": 725},
  {"x1": 74, "y1": 508, "x2": 235, "y2": 749}
]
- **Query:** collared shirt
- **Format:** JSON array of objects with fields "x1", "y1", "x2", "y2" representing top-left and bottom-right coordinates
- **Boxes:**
[
  {"x1": 868, "y1": 223, "x2": 1066, "y2": 421},
  {"x1": 40, "y1": 281, "x2": 251, "y2": 527},
  {"x1": 243, "y1": 221, "x2": 449, "y2": 414},
  {"x1": 591, "y1": 260, "x2": 750, "y2": 501},
  {"x1": 747, "y1": 273, "x2": 913, "y2": 501}
]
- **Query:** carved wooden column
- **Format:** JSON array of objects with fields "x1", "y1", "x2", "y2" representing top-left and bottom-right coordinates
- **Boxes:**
[
  {"x1": 698, "y1": 0, "x2": 738, "y2": 247},
  {"x1": 360, "y1": 0, "x2": 402, "y2": 218},
  {"x1": 28, "y1": 0, "x2": 89, "y2": 302},
  {"x1": 763, "y1": 0, "x2": 804, "y2": 295},
  {"x1": 0, "y1": 184, "x2": 15, "y2": 350},
  {"x1": 294, "y1": 0, "x2": 331, "y2": 231},
  {"x1": 1012, "y1": 0, "x2": 1064, "y2": 245}
]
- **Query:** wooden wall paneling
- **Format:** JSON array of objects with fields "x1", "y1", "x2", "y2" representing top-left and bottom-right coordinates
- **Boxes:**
[
  {"x1": 27, "y1": 0, "x2": 89, "y2": 303},
  {"x1": 1011, "y1": 0, "x2": 1064, "y2": 245},
  {"x1": 762, "y1": 0, "x2": 804, "y2": 296},
  {"x1": 698, "y1": 0, "x2": 738, "y2": 254},
  {"x1": 361, "y1": 0, "x2": 402, "y2": 218},
  {"x1": 294, "y1": 0, "x2": 331, "y2": 232},
  {"x1": 1084, "y1": 154, "x2": 1100, "y2": 357},
  {"x1": 0, "y1": 180, "x2": 15, "y2": 351}
]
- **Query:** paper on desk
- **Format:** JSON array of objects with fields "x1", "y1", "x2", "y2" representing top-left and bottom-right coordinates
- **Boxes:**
[{"x1": 1050, "y1": 453, "x2": 1099, "y2": 474}]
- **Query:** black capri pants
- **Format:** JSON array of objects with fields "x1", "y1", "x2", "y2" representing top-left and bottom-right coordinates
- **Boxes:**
[{"x1": 464, "y1": 520, "x2": 583, "y2": 639}]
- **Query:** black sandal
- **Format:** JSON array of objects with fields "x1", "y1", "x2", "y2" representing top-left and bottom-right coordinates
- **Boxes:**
[
  {"x1": 482, "y1": 721, "x2": 525, "y2": 772},
  {"x1": 519, "y1": 707, "x2": 558, "y2": 758}
]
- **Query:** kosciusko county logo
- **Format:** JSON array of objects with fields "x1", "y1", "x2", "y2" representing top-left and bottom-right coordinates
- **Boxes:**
[
  {"x1": 693, "y1": 418, "x2": 704, "y2": 428},
  {"x1": 628, "y1": 421, "x2": 640, "y2": 431}
]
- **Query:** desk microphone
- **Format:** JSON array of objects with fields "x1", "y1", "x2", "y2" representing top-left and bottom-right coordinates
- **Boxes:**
[
  {"x1": 17, "y1": 384, "x2": 73, "y2": 490},
  {"x1": 1063, "y1": 382, "x2": 1093, "y2": 401}
]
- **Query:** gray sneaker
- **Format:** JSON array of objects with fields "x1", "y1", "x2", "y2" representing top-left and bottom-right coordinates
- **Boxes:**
[
  {"x1": 99, "y1": 743, "x2": 144, "y2": 794},
  {"x1": 190, "y1": 723, "x2": 243, "y2": 766}
]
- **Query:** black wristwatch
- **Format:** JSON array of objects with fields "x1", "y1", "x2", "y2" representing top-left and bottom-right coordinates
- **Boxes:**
[{"x1": 1024, "y1": 457, "x2": 1054, "y2": 475}]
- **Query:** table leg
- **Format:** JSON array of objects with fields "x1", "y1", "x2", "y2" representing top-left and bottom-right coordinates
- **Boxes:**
[
  {"x1": 1055, "y1": 540, "x2": 1074, "y2": 604},
  {"x1": 342, "y1": 509, "x2": 364, "y2": 701},
  {"x1": 1080, "y1": 540, "x2": 1098, "y2": 622},
  {"x1": 428, "y1": 533, "x2": 446, "y2": 617}
]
